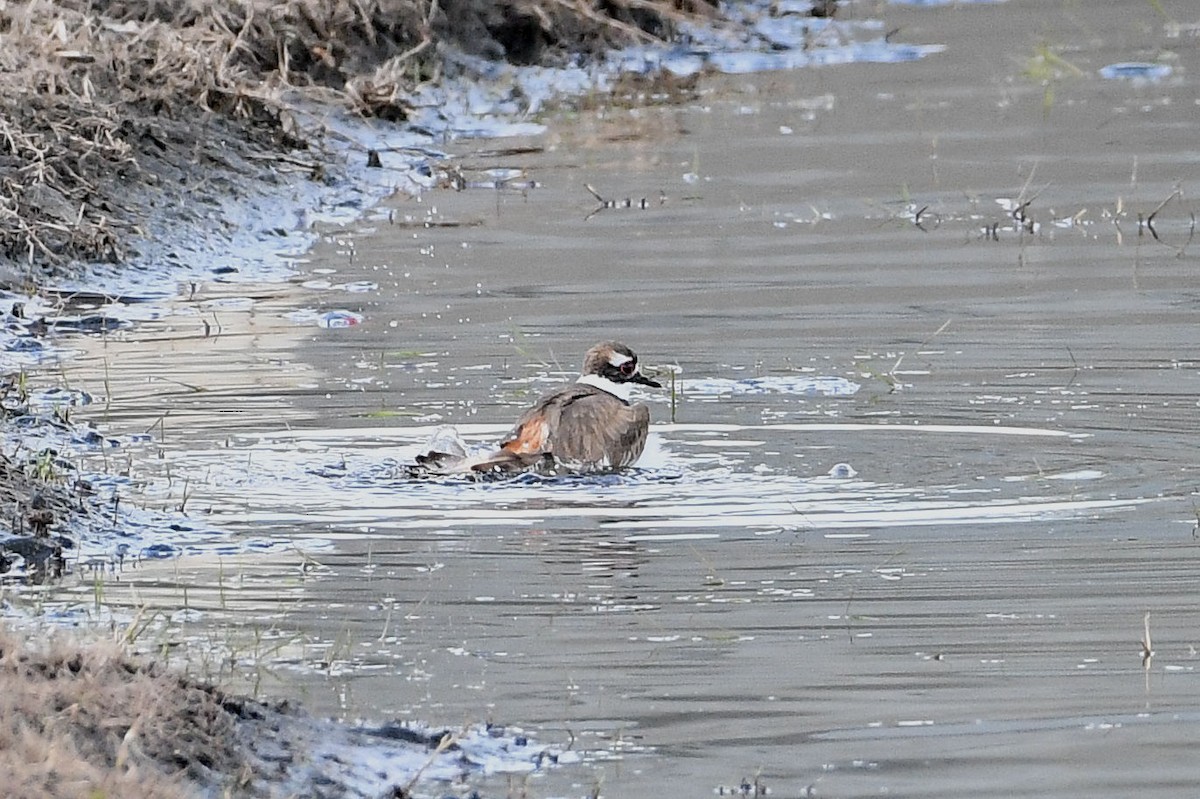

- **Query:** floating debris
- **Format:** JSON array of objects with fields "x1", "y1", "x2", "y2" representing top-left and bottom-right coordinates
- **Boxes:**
[
  {"x1": 317, "y1": 310, "x2": 365, "y2": 329},
  {"x1": 1098, "y1": 62, "x2": 1173, "y2": 81},
  {"x1": 827, "y1": 462, "x2": 859, "y2": 479}
]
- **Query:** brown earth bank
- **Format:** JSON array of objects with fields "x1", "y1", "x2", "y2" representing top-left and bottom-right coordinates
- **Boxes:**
[
  {"x1": 0, "y1": 626, "x2": 242, "y2": 799},
  {"x1": 0, "y1": 0, "x2": 719, "y2": 281},
  {"x1": 2, "y1": 625, "x2": 554, "y2": 799}
]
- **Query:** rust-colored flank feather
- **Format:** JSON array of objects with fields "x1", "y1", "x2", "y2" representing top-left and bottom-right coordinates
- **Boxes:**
[{"x1": 501, "y1": 418, "x2": 548, "y2": 455}]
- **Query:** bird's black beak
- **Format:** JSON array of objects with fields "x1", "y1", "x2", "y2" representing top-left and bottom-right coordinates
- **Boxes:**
[{"x1": 633, "y1": 372, "x2": 662, "y2": 389}]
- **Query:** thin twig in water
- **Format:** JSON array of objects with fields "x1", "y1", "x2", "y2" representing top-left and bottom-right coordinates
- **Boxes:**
[
  {"x1": 1140, "y1": 612, "x2": 1154, "y2": 665},
  {"x1": 913, "y1": 204, "x2": 930, "y2": 231},
  {"x1": 1011, "y1": 181, "x2": 1049, "y2": 234},
  {"x1": 1063, "y1": 346, "x2": 1079, "y2": 389},
  {"x1": 669, "y1": 366, "x2": 679, "y2": 423},
  {"x1": 889, "y1": 319, "x2": 952, "y2": 385},
  {"x1": 402, "y1": 730, "x2": 458, "y2": 795},
  {"x1": 1141, "y1": 187, "x2": 1181, "y2": 241},
  {"x1": 584, "y1": 183, "x2": 664, "y2": 220}
]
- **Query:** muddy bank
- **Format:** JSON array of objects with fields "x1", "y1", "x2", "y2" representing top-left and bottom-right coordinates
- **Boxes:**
[
  {"x1": 0, "y1": 626, "x2": 571, "y2": 798},
  {"x1": 0, "y1": 355, "x2": 238, "y2": 584},
  {"x1": 0, "y1": 374, "x2": 125, "y2": 582},
  {"x1": 0, "y1": 0, "x2": 719, "y2": 284}
]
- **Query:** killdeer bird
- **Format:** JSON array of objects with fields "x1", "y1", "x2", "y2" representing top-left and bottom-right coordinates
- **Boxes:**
[{"x1": 413, "y1": 341, "x2": 661, "y2": 475}]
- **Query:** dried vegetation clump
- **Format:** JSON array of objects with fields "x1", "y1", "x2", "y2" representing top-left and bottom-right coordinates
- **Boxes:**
[
  {"x1": 0, "y1": 452, "x2": 69, "y2": 580},
  {"x1": 0, "y1": 626, "x2": 246, "y2": 799},
  {"x1": 0, "y1": 0, "x2": 714, "y2": 274}
]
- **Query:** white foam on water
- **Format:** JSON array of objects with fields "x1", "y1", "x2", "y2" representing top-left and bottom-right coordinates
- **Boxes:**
[
  {"x1": 681, "y1": 375, "x2": 861, "y2": 396},
  {"x1": 151, "y1": 421, "x2": 1150, "y2": 542}
]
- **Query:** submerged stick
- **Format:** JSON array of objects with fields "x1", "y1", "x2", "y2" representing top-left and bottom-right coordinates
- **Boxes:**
[
  {"x1": 1141, "y1": 188, "x2": 1180, "y2": 241},
  {"x1": 584, "y1": 183, "x2": 664, "y2": 220},
  {"x1": 1140, "y1": 611, "x2": 1154, "y2": 668},
  {"x1": 888, "y1": 318, "x2": 952, "y2": 384}
]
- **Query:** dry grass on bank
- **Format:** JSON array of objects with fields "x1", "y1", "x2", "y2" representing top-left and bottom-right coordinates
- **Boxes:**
[
  {"x1": 0, "y1": 625, "x2": 243, "y2": 799},
  {"x1": 0, "y1": 0, "x2": 714, "y2": 273}
]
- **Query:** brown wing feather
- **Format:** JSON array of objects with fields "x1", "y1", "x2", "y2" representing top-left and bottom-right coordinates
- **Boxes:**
[
  {"x1": 498, "y1": 385, "x2": 589, "y2": 454},
  {"x1": 615, "y1": 404, "x2": 650, "y2": 467},
  {"x1": 496, "y1": 384, "x2": 651, "y2": 470},
  {"x1": 546, "y1": 393, "x2": 650, "y2": 468}
]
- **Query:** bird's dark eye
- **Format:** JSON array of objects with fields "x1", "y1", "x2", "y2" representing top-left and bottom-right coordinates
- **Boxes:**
[{"x1": 619, "y1": 360, "x2": 636, "y2": 377}]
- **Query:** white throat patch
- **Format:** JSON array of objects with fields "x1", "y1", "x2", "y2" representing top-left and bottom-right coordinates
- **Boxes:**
[
  {"x1": 577, "y1": 373, "x2": 632, "y2": 403},
  {"x1": 607, "y1": 351, "x2": 633, "y2": 367}
]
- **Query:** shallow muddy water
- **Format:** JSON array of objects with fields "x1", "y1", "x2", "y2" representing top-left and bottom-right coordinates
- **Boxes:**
[{"x1": 40, "y1": 0, "x2": 1200, "y2": 796}]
